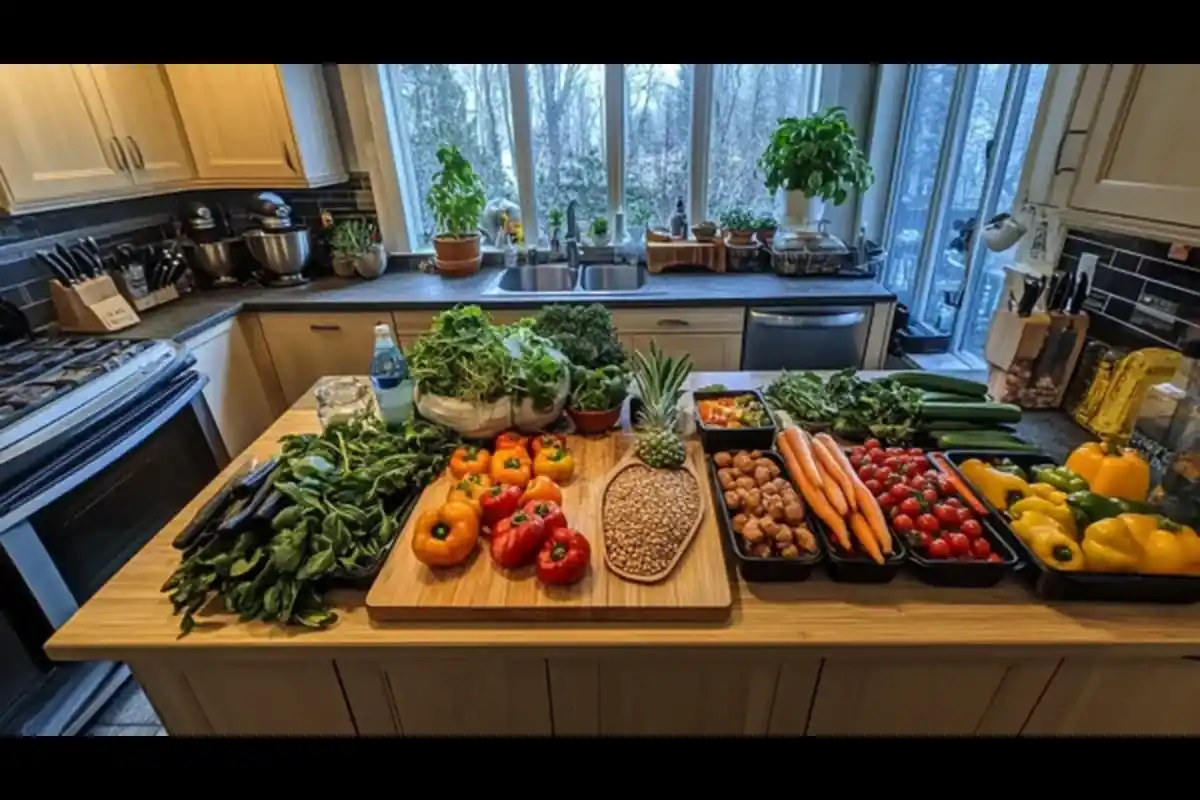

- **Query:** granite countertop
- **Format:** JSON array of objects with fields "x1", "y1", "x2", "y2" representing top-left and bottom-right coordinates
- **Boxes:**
[{"x1": 118, "y1": 268, "x2": 895, "y2": 342}]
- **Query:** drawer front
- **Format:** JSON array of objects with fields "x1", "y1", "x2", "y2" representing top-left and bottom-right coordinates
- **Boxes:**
[
  {"x1": 610, "y1": 307, "x2": 744, "y2": 334},
  {"x1": 259, "y1": 312, "x2": 385, "y2": 404}
]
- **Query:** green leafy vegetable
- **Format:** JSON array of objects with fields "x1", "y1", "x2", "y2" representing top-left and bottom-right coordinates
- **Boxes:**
[
  {"x1": 508, "y1": 326, "x2": 567, "y2": 412},
  {"x1": 408, "y1": 305, "x2": 514, "y2": 402},
  {"x1": 570, "y1": 364, "x2": 628, "y2": 411},
  {"x1": 758, "y1": 107, "x2": 874, "y2": 206},
  {"x1": 163, "y1": 412, "x2": 460, "y2": 636},
  {"x1": 533, "y1": 304, "x2": 626, "y2": 370},
  {"x1": 763, "y1": 368, "x2": 922, "y2": 443}
]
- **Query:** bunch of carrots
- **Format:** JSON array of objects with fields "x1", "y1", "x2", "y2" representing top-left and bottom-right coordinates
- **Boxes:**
[{"x1": 776, "y1": 426, "x2": 894, "y2": 565}]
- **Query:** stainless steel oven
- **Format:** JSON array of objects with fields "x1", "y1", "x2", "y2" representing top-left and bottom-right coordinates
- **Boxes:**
[{"x1": 0, "y1": 359, "x2": 222, "y2": 735}]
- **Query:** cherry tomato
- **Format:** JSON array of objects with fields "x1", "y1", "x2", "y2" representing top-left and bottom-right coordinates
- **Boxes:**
[
  {"x1": 858, "y1": 465, "x2": 876, "y2": 481},
  {"x1": 874, "y1": 467, "x2": 893, "y2": 484},
  {"x1": 927, "y1": 538, "x2": 951, "y2": 559},
  {"x1": 883, "y1": 456, "x2": 903, "y2": 471},
  {"x1": 960, "y1": 519, "x2": 983, "y2": 540},
  {"x1": 863, "y1": 479, "x2": 883, "y2": 495},
  {"x1": 916, "y1": 513, "x2": 941, "y2": 535},
  {"x1": 944, "y1": 497, "x2": 963, "y2": 509},
  {"x1": 899, "y1": 497, "x2": 922, "y2": 517},
  {"x1": 971, "y1": 537, "x2": 992, "y2": 559},
  {"x1": 849, "y1": 454, "x2": 863, "y2": 468},
  {"x1": 877, "y1": 493, "x2": 897, "y2": 511},
  {"x1": 987, "y1": 552, "x2": 1003, "y2": 563},
  {"x1": 923, "y1": 489, "x2": 940, "y2": 504},
  {"x1": 885, "y1": 473, "x2": 905, "y2": 487},
  {"x1": 957, "y1": 507, "x2": 975, "y2": 524},
  {"x1": 885, "y1": 446, "x2": 905, "y2": 455},
  {"x1": 869, "y1": 450, "x2": 888, "y2": 465},
  {"x1": 864, "y1": 439, "x2": 882, "y2": 452},
  {"x1": 889, "y1": 483, "x2": 912, "y2": 501},
  {"x1": 934, "y1": 504, "x2": 960, "y2": 526},
  {"x1": 909, "y1": 456, "x2": 930, "y2": 473},
  {"x1": 945, "y1": 531, "x2": 970, "y2": 557},
  {"x1": 912, "y1": 530, "x2": 933, "y2": 550},
  {"x1": 908, "y1": 475, "x2": 928, "y2": 490},
  {"x1": 850, "y1": 446, "x2": 866, "y2": 460},
  {"x1": 936, "y1": 476, "x2": 957, "y2": 495},
  {"x1": 907, "y1": 447, "x2": 925, "y2": 457},
  {"x1": 892, "y1": 513, "x2": 915, "y2": 533}
]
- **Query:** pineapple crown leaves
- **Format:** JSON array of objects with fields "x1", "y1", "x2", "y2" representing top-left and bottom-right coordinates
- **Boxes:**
[{"x1": 630, "y1": 340, "x2": 694, "y2": 429}]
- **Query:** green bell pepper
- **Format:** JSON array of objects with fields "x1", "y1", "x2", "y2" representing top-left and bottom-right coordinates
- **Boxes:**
[
  {"x1": 992, "y1": 460, "x2": 1028, "y2": 481},
  {"x1": 1067, "y1": 491, "x2": 1123, "y2": 523},
  {"x1": 1034, "y1": 465, "x2": 1089, "y2": 494}
]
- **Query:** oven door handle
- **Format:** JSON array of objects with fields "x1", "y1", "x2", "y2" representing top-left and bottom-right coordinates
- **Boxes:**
[
  {"x1": 0, "y1": 371, "x2": 209, "y2": 532},
  {"x1": 749, "y1": 309, "x2": 866, "y2": 328}
]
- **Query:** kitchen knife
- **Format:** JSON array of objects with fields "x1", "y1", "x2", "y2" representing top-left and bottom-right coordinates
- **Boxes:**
[
  {"x1": 43, "y1": 249, "x2": 80, "y2": 283},
  {"x1": 171, "y1": 467, "x2": 249, "y2": 550},
  {"x1": 1066, "y1": 271, "x2": 1090, "y2": 314},
  {"x1": 233, "y1": 457, "x2": 278, "y2": 498},
  {"x1": 83, "y1": 236, "x2": 103, "y2": 261},
  {"x1": 55, "y1": 242, "x2": 91, "y2": 281},
  {"x1": 72, "y1": 245, "x2": 103, "y2": 278},
  {"x1": 1047, "y1": 270, "x2": 1073, "y2": 312},
  {"x1": 1017, "y1": 275, "x2": 1042, "y2": 317},
  {"x1": 36, "y1": 250, "x2": 74, "y2": 284},
  {"x1": 216, "y1": 464, "x2": 283, "y2": 536}
]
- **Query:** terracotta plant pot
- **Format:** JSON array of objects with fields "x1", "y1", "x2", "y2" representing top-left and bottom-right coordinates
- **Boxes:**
[
  {"x1": 756, "y1": 227, "x2": 777, "y2": 247},
  {"x1": 433, "y1": 233, "x2": 482, "y2": 276},
  {"x1": 725, "y1": 228, "x2": 754, "y2": 246},
  {"x1": 567, "y1": 405, "x2": 621, "y2": 434}
]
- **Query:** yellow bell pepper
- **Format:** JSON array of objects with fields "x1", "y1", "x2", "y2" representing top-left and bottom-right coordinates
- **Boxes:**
[
  {"x1": 1117, "y1": 513, "x2": 1200, "y2": 575},
  {"x1": 1030, "y1": 527, "x2": 1086, "y2": 571},
  {"x1": 1117, "y1": 512, "x2": 1162, "y2": 548},
  {"x1": 532, "y1": 446, "x2": 575, "y2": 483},
  {"x1": 1081, "y1": 517, "x2": 1144, "y2": 572},
  {"x1": 1028, "y1": 482, "x2": 1068, "y2": 504},
  {"x1": 1009, "y1": 511, "x2": 1068, "y2": 545},
  {"x1": 1010, "y1": 496, "x2": 1077, "y2": 538},
  {"x1": 1175, "y1": 525, "x2": 1200, "y2": 573},
  {"x1": 1141, "y1": 529, "x2": 1190, "y2": 575},
  {"x1": 960, "y1": 459, "x2": 1031, "y2": 511},
  {"x1": 1064, "y1": 441, "x2": 1151, "y2": 502}
]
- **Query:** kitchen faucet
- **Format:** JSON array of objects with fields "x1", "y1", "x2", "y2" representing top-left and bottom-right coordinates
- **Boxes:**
[{"x1": 565, "y1": 199, "x2": 581, "y2": 269}]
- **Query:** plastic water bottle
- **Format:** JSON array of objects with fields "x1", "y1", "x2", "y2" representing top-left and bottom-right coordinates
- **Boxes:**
[{"x1": 369, "y1": 323, "x2": 413, "y2": 427}]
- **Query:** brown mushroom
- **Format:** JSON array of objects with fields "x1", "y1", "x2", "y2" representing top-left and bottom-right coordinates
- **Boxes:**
[
  {"x1": 735, "y1": 476, "x2": 757, "y2": 491},
  {"x1": 732, "y1": 513, "x2": 749, "y2": 534},
  {"x1": 783, "y1": 501, "x2": 805, "y2": 525},
  {"x1": 732, "y1": 452, "x2": 753, "y2": 472},
  {"x1": 742, "y1": 518, "x2": 764, "y2": 543},
  {"x1": 714, "y1": 451, "x2": 734, "y2": 468},
  {"x1": 753, "y1": 466, "x2": 772, "y2": 486},
  {"x1": 750, "y1": 543, "x2": 773, "y2": 558},
  {"x1": 724, "y1": 490, "x2": 742, "y2": 510},
  {"x1": 717, "y1": 468, "x2": 737, "y2": 490}
]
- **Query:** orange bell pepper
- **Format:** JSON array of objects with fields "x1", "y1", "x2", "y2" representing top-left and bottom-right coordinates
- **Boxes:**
[
  {"x1": 533, "y1": 446, "x2": 575, "y2": 483},
  {"x1": 519, "y1": 474, "x2": 563, "y2": 506},
  {"x1": 412, "y1": 501, "x2": 479, "y2": 567},
  {"x1": 530, "y1": 432, "x2": 566, "y2": 458},
  {"x1": 446, "y1": 473, "x2": 492, "y2": 517},
  {"x1": 449, "y1": 445, "x2": 490, "y2": 479},
  {"x1": 1065, "y1": 440, "x2": 1151, "y2": 502},
  {"x1": 495, "y1": 431, "x2": 529, "y2": 454},
  {"x1": 490, "y1": 447, "x2": 532, "y2": 487}
]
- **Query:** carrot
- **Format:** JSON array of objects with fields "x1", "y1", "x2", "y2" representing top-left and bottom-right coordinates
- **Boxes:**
[
  {"x1": 782, "y1": 426, "x2": 824, "y2": 488},
  {"x1": 818, "y1": 465, "x2": 850, "y2": 516},
  {"x1": 849, "y1": 511, "x2": 885, "y2": 565},
  {"x1": 778, "y1": 432, "x2": 850, "y2": 551},
  {"x1": 814, "y1": 433, "x2": 892, "y2": 554},
  {"x1": 810, "y1": 434, "x2": 857, "y2": 512},
  {"x1": 928, "y1": 452, "x2": 989, "y2": 516}
]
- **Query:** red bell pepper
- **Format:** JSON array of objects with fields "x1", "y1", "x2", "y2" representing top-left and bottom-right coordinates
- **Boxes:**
[
  {"x1": 523, "y1": 499, "x2": 567, "y2": 536},
  {"x1": 480, "y1": 483, "x2": 523, "y2": 528},
  {"x1": 530, "y1": 432, "x2": 567, "y2": 458},
  {"x1": 536, "y1": 528, "x2": 590, "y2": 586},
  {"x1": 490, "y1": 510, "x2": 547, "y2": 569},
  {"x1": 494, "y1": 430, "x2": 529, "y2": 454}
]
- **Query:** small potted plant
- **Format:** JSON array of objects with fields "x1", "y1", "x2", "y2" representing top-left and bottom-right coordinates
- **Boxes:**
[
  {"x1": 567, "y1": 364, "x2": 628, "y2": 434},
  {"x1": 758, "y1": 107, "x2": 874, "y2": 237},
  {"x1": 589, "y1": 216, "x2": 610, "y2": 247},
  {"x1": 548, "y1": 207, "x2": 564, "y2": 255},
  {"x1": 427, "y1": 144, "x2": 487, "y2": 276},
  {"x1": 719, "y1": 208, "x2": 756, "y2": 246},
  {"x1": 331, "y1": 218, "x2": 386, "y2": 279},
  {"x1": 754, "y1": 215, "x2": 778, "y2": 247},
  {"x1": 691, "y1": 220, "x2": 718, "y2": 242}
]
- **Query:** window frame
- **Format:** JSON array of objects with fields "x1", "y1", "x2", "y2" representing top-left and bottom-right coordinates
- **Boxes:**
[{"x1": 367, "y1": 64, "x2": 838, "y2": 253}]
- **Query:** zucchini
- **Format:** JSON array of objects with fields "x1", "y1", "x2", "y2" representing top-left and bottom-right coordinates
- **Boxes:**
[
  {"x1": 917, "y1": 420, "x2": 1014, "y2": 432},
  {"x1": 922, "y1": 391, "x2": 988, "y2": 404},
  {"x1": 919, "y1": 401, "x2": 1022, "y2": 424},
  {"x1": 883, "y1": 371, "x2": 989, "y2": 397},
  {"x1": 936, "y1": 431, "x2": 1037, "y2": 451}
]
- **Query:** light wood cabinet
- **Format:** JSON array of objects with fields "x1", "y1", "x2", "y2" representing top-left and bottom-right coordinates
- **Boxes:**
[
  {"x1": 166, "y1": 64, "x2": 345, "y2": 188},
  {"x1": 1069, "y1": 65, "x2": 1200, "y2": 229},
  {"x1": 87, "y1": 64, "x2": 194, "y2": 187},
  {"x1": 627, "y1": 333, "x2": 742, "y2": 371},
  {"x1": 259, "y1": 312, "x2": 390, "y2": 404},
  {"x1": 187, "y1": 317, "x2": 276, "y2": 457},
  {"x1": 613, "y1": 307, "x2": 745, "y2": 371}
]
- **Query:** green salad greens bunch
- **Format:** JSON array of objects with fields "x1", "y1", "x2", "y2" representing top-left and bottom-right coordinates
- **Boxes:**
[
  {"x1": 763, "y1": 368, "x2": 922, "y2": 442},
  {"x1": 569, "y1": 364, "x2": 628, "y2": 411},
  {"x1": 533, "y1": 304, "x2": 625, "y2": 370},
  {"x1": 408, "y1": 305, "x2": 514, "y2": 402}
]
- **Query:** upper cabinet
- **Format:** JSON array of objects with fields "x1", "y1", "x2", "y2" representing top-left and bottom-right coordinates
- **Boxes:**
[
  {"x1": 166, "y1": 64, "x2": 346, "y2": 188},
  {"x1": 1069, "y1": 65, "x2": 1200, "y2": 229},
  {"x1": 0, "y1": 63, "x2": 347, "y2": 214}
]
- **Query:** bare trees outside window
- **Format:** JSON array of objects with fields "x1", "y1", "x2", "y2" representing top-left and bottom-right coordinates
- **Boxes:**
[{"x1": 625, "y1": 64, "x2": 693, "y2": 233}]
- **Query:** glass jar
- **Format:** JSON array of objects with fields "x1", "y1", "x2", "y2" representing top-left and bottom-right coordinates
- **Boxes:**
[{"x1": 314, "y1": 376, "x2": 372, "y2": 429}]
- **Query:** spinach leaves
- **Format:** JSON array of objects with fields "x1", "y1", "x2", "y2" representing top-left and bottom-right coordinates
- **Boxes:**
[
  {"x1": 763, "y1": 368, "x2": 922, "y2": 443},
  {"x1": 408, "y1": 305, "x2": 513, "y2": 402},
  {"x1": 163, "y1": 413, "x2": 459, "y2": 636}
]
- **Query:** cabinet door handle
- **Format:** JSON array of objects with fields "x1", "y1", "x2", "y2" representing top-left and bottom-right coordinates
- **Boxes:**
[
  {"x1": 282, "y1": 142, "x2": 295, "y2": 173},
  {"x1": 126, "y1": 136, "x2": 145, "y2": 170},
  {"x1": 109, "y1": 137, "x2": 130, "y2": 172},
  {"x1": 309, "y1": 324, "x2": 341, "y2": 332},
  {"x1": 656, "y1": 318, "x2": 690, "y2": 328}
]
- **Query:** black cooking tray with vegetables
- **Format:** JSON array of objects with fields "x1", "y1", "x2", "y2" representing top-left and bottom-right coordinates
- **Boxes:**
[
  {"x1": 320, "y1": 489, "x2": 422, "y2": 590},
  {"x1": 707, "y1": 450, "x2": 824, "y2": 582},
  {"x1": 816, "y1": 520, "x2": 907, "y2": 583},
  {"x1": 942, "y1": 449, "x2": 1200, "y2": 603},
  {"x1": 694, "y1": 389, "x2": 777, "y2": 453}
]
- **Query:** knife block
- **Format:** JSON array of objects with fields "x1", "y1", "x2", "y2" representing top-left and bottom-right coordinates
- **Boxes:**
[
  {"x1": 984, "y1": 310, "x2": 1089, "y2": 409},
  {"x1": 111, "y1": 266, "x2": 181, "y2": 312},
  {"x1": 49, "y1": 276, "x2": 140, "y2": 333}
]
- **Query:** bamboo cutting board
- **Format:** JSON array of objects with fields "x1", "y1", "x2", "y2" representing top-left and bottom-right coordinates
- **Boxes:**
[{"x1": 366, "y1": 434, "x2": 732, "y2": 622}]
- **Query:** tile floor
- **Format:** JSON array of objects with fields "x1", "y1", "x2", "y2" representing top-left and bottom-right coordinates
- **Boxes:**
[{"x1": 84, "y1": 679, "x2": 166, "y2": 736}]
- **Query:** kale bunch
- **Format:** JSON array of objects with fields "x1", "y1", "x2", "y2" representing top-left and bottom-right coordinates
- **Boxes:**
[{"x1": 534, "y1": 304, "x2": 626, "y2": 370}]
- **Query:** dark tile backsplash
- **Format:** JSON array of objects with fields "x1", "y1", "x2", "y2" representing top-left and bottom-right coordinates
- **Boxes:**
[
  {"x1": 1057, "y1": 227, "x2": 1200, "y2": 353},
  {"x1": 0, "y1": 172, "x2": 376, "y2": 331}
]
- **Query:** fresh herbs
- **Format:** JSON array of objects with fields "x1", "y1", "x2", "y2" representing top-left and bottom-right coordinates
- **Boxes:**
[
  {"x1": 330, "y1": 218, "x2": 378, "y2": 257},
  {"x1": 718, "y1": 208, "x2": 756, "y2": 232},
  {"x1": 763, "y1": 368, "x2": 922, "y2": 442},
  {"x1": 426, "y1": 144, "x2": 487, "y2": 238},
  {"x1": 508, "y1": 327, "x2": 568, "y2": 412},
  {"x1": 408, "y1": 305, "x2": 513, "y2": 402},
  {"x1": 758, "y1": 107, "x2": 874, "y2": 205},
  {"x1": 569, "y1": 364, "x2": 628, "y2": 411},
  {"x1": 533, "y1": 304, "x2": 626, "y2": 370},
  {"x1": 163, "y1": 413, "x2": 460, "y2": 635}
]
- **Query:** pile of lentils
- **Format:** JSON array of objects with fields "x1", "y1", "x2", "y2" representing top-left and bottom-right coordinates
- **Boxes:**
[{"x1": 604, "y1": 465, "x2": 702, "y2": 577}]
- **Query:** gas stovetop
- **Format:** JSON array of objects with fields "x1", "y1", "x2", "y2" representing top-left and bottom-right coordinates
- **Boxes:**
[{"x1": 0, "y1": 337, "x2": 156, "y2": 431}]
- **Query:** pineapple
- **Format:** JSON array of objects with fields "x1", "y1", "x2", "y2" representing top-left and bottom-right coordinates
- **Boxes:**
[{"x1": 630, "y1": 342, "x2": 692, "y2": 469}]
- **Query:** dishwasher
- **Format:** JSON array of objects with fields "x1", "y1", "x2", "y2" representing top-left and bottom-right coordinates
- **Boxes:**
[{"x1": 742, "y1": 306, "x2": 873, "y2": 370}]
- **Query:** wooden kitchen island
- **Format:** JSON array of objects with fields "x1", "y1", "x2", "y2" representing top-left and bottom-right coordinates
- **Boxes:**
[{"x1": 46, "y1": 373, "x2": 1200, "y2": 736}]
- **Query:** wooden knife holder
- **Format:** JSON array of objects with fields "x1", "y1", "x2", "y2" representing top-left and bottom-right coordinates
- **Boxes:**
[
  {"x1": 49, "y1": 275, "x2": 140, "y2": 333},
  {"x1": 111, "y1": 265, "x2": 181, "y2": 312}
]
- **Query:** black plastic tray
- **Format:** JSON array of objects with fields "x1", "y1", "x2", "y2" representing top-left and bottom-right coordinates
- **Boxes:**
[
  {"x1": 322, "y1": 490, "x2": 422, "y2": 591},
  {"x1": 707, "y1": 450, "x2": 824, "y2": 582},
  {"x1": 943, "y1": 449, "x2": 1200, "y2": 603},
  {"x1": 904, "y1": 514, "x2": 1021, "y2": 588},
  {"x1": 817, "y1": 517, "x2": 907, "y2": 583},
  {"x1": 693, "y1": 389, "x2": 777, "y2": 454}
]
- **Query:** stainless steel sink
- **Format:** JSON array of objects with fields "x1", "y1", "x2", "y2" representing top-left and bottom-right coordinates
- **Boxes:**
[
  {"x1": 580, "y1": 264, "x2": 646, "y2": 292},
  {"x1": 493, "y1": 265, "x2": 579, "y2": 293}
]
